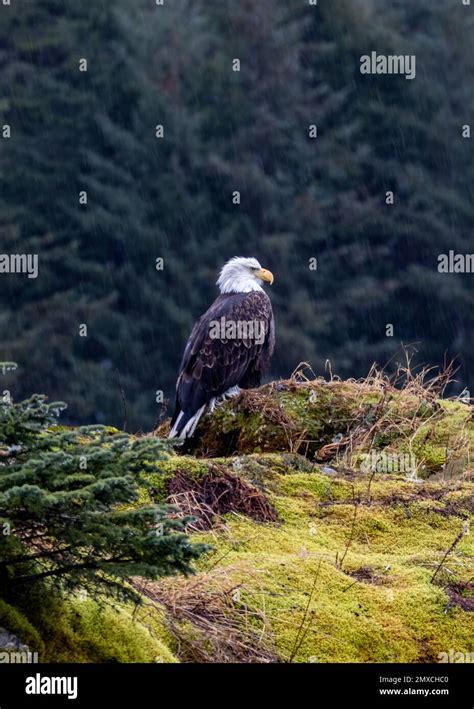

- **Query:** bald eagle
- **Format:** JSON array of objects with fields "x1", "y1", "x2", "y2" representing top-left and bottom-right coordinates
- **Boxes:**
[{"x1": 169, "y1": 257, "x2": 275, "y2": 439}]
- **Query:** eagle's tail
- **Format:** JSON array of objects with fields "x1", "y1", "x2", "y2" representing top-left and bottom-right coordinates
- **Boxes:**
[
  {"x1": 168, "y1": 386, "x2": 240, "y2": 440},
  {"x1": 168, "y1": 404, "x2": 207, "y2": 440}
]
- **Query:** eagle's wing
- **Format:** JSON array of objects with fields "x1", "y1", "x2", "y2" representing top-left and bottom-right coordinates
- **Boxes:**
[{"x1": 171, "y1": 291, "x2": 274, "y2": 426}]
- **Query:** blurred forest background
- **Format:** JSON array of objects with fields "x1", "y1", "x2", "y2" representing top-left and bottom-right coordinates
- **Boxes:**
[{"x1": 0, "y1": 0, "x2": 472, "y2": 430}]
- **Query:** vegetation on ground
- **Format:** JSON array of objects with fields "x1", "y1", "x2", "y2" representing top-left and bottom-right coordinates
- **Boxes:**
[{"x1": 1, "y1": 364, "x2": 471, "y2": 662}]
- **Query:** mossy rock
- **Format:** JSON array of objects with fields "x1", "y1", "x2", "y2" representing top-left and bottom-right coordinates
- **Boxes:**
[
  {"x1": 191, "y1": 380, "x2": 360, "y2": 458},
  {"x1": 164, "y1": 379, "x2": 472, "y2": 479}
]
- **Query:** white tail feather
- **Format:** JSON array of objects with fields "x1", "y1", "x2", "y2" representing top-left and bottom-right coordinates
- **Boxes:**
[
  {"x1": 168, "y1": 387, "x2": 240, "y2": 440},
  {"x1": 168, "y1": 405, "x2": 206, "y2": 440},
  {"x1": 168, "y1": 411, "x2": 185, "y2": 439},
  {"x1": 179, "y1": 405, "x2": 206, "y2": 439}
]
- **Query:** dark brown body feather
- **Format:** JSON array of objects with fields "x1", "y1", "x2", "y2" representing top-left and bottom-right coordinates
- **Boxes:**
[{"x1": 171, "y1": 290, "x2": 274, "y2": 435}]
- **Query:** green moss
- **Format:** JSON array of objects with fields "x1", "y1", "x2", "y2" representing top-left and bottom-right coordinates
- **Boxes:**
[
  {"x1": 37, "y1": 597, "x2": 178, "y2": 663},
  {"x1": 154, "y1": 458, "x2": 473, "y2": 663},
  {"x1": 0, "y1": 599, "x2": 44, "y2": 654},
  {"x1": 405, "y1": 400, "x2": 473, "y2": 476},
  {"x1": 158, "y1": 456, "x2": 209, "y2": 479},
  {"x1": 277, "y1": 472, "x2": 346, "y2": 502},
  {"x1": 3, "y1": 575, "x2": 178, "y2": 663}
]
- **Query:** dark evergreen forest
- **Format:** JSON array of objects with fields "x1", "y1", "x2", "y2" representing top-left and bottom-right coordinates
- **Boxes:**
[{"x1": 1, "y1": 0, "x2": 472, "y2": 430}]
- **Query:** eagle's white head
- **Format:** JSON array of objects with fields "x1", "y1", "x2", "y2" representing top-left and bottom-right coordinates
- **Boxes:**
[{"x1": 217, "y1": 257, "x2": 274, "y2": 294}]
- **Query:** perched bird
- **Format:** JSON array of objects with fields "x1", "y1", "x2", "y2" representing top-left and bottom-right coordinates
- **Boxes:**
[{"x1": 169, "y1": 256, "x2": 275, "y2": 439}]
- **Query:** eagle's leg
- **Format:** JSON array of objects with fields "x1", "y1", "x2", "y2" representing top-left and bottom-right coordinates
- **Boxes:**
[
  {"x1": 213, "y1": 385, "x2": 241, "y2": 410},
  {"x1": 223, "y1": 385, "x2": 241, "y2": 399}
]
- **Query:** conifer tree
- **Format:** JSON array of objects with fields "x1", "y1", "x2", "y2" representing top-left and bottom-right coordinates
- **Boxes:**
[{"x1": 0, "y1": 389, "x2": 205, "y2": 602}]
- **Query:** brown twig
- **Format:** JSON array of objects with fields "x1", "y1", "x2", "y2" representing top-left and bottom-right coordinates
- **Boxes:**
[
  {"x1": 431, "y1": 525, "x2": 467, "y2": 584},
  {"x1": 288, "y1": 561, "x2": 321, "y2": 662},
  {"x1": 337, "y1": 487, "x2": 358, "y2": 570}
]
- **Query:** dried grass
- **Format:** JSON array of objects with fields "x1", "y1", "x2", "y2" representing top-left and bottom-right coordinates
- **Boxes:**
[
  {"x1": 133, "y1": 569, "x2": 278, "y2": 663},
  {"x1": 165, "y1": 466, "x2": 278, "y2": 530}
]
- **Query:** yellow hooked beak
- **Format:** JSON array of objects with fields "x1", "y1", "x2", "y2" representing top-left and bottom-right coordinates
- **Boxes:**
[{"x1": 255, "y1": 268, "x2": 274, "y2": 285}]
